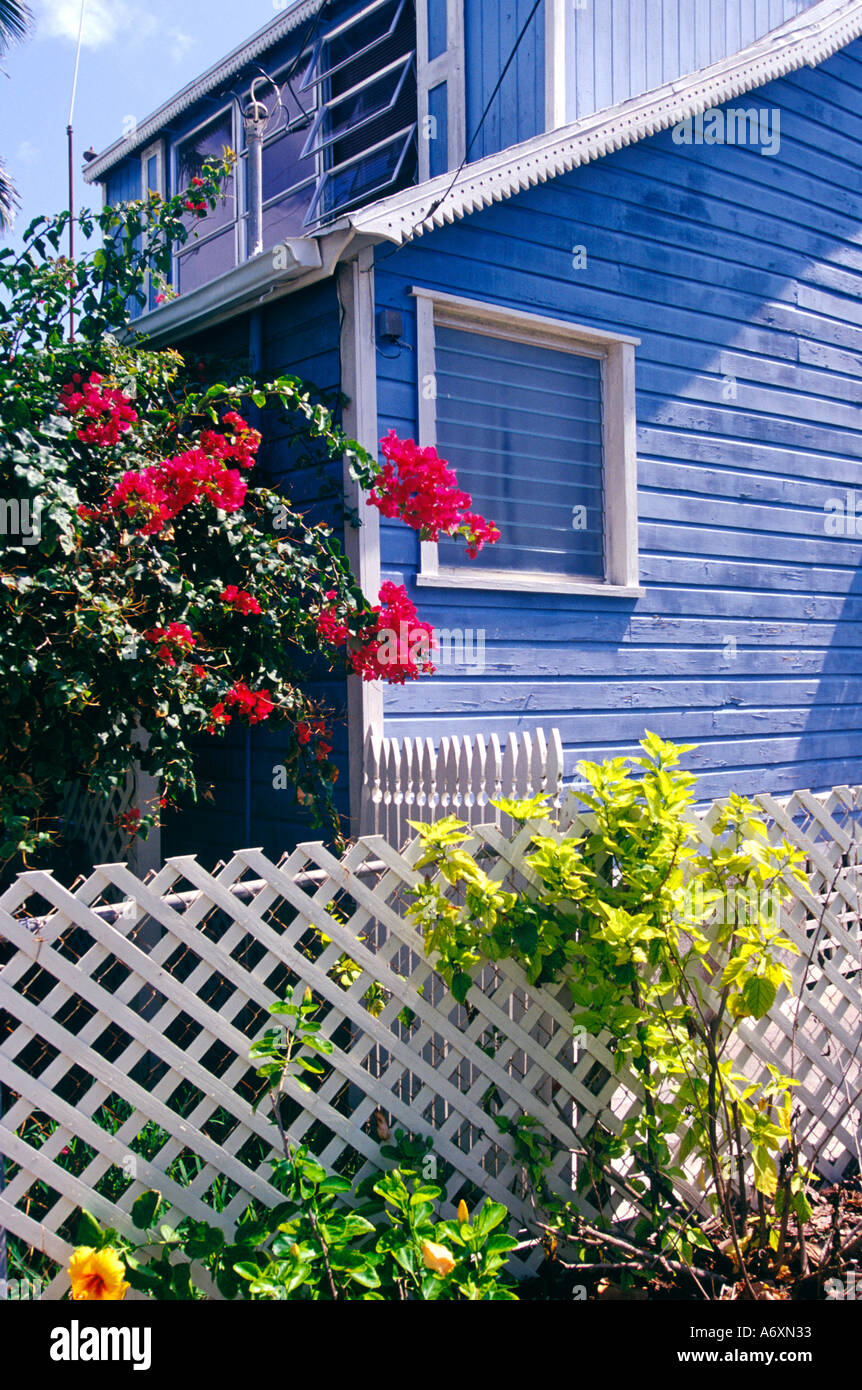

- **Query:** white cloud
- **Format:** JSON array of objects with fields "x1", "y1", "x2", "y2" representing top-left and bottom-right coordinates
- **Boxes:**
[
  {"x1": 35, "y1": 0, "x2": 136, "y2": 49},
  {"x1": 168, "y1": 28, "x2": 194, "y2": 63}
]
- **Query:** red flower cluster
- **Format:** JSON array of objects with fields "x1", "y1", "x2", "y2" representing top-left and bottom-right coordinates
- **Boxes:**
[
  {"x1": 185, "y1": 180, "x2": 207, "y2": 216},
  {"x1": 115, "y1": 806, "x2": 142, "y2": 836},
  {"x1": 461, "y1": 512, "x2": 502, "y2": 560},
  {"x1": 316, "y1": 582, "x2": 435, "y2": 684},
  {"x1": 99, "y1": 414, "x2": 257, "y2": 535},
  {"x1": 144, "y1": 622, "x2": 196, "y2": 666},
  {"x1": 368, "y1": 431, "x2": 500, "y2": 557},
  {"x1": 296, "y1": 718, "x2": 331, "y2": 760},
  {"x1": 351, "y1": 582, "x2": 436, "y2": 685},
  {"x1": 207, "y1": 680, "x2": 274, "y2": 733},
  {"x1": 220, "y1": 585, "x2": 262, "y2": 615},
  {"x1": 315, "y1": 589, "x2": 349, "y2": 645},
  {"x1": 60, "y1": 372, "x2": 138, "y2": 447},
  {"x1": 199, "y1": 411, "x2": 261, "y2": 470}
]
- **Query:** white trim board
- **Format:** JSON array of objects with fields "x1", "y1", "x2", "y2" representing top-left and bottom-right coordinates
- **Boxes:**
[
  {"x1": 349, "y1": 0, "x2": 862, "y2": 243},
  {"x1": 411, "y1": 287, "x2": 641, "y2": 597},
  {"x1": 338, "y1": 250, "x2": 384, "y2": 835}
]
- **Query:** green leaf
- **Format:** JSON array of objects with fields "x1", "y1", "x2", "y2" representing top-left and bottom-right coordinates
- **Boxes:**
[
  {"x1": 451, "y1": 970, "x2": 472, "y2": 1004},
  {"x1": 75, "y1": 1210, "x2": 104, "y2": 1247},
  {"x1": 131, "y1": 1190, "x2": 162, "y2": 1230},
  {"x1": 741, "y1": 975, "x2": 777, "y2": 1019},
  {"x1": 318, "y1": 1176, "x2": 352, "y2": 1195}
]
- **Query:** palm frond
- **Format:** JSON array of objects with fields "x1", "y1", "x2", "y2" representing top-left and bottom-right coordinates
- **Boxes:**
[
  {"x1": 0, "y1": 156, "x2": 19, "y2": 231},
  {"x1": 0, "y1": 0, "x2": 33, "y2": 57}
]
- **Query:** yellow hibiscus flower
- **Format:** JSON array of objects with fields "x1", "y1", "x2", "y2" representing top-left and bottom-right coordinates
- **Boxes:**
[
  {"x1": 421, "y1": 1240, "x2": 456, "y2": 1277},
  {"x1": 68, "y1": 1246, "x2": 130, "y2": 1301},
  {"x1": 457, "y1": 1199, "x2": 469, "y2": 1225}
]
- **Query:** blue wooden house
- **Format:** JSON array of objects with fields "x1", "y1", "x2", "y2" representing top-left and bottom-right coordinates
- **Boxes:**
[{"x1": 83, "y1": 0, "x2": 862, "y2": 862}]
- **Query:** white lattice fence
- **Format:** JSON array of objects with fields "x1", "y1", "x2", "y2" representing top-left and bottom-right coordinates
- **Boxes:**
[
  {"x1": 0, "y1": 784, "x2": 860, "y2": 1299},
  {"x1": 360, "y1": 726, "x2": 565, "y2": 847}
]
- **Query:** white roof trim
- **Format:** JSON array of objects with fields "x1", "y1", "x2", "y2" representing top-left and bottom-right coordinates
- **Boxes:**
[
  {"x1": 84, "y1": 0, "x2": 323, "y2": 183},
  {"x1": 348, "y1": 0, "x2": 862, "y2": 243}
]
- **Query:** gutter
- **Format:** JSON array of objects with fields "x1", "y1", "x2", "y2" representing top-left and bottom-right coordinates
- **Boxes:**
[{"x1": 122, "y1": 228, "x2": 362, "y2": 346}]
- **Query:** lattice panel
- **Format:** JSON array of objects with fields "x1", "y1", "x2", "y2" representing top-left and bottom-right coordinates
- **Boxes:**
[
  {"x1": 60, "y1": 773, "x2": 136, "y2": 867},
  {"x1": 0, "y1": 783, "x2": 860, "y2": 1300}
]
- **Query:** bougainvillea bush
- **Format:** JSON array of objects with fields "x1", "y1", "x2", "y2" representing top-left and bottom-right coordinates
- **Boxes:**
[{"x1": 0, "y1": 158, "x2": 498, "y2": 870}]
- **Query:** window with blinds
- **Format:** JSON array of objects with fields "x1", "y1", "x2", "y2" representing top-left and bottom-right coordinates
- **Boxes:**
[
  {"x1": 433, "y1": 326, "x2": 606, "y2": 579},
  {"x1": 301, "y1": 0, "x2": 417, "y2": 225}
]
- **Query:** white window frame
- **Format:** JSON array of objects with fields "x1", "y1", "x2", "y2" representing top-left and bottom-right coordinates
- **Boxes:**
[
  {"x1": 140, "y1": 140, "x2": 166, "y2": 310},
  {"x1": 171, "y1": 102, "x2": 240, "y2": 290},
  {"x1": 411, "y1": 287, "x2": 642, "y2": 597},
  {"x1": 416, "y1": 0, "x2": 465, "y2": 180},
  {"x1": 140, "y1": 140, "x2": 165, "y2": 199}
]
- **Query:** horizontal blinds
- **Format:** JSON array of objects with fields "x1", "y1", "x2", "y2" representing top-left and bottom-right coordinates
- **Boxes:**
[{"x1": 434, "y1": 326, "x2": 605, "y2": 578}]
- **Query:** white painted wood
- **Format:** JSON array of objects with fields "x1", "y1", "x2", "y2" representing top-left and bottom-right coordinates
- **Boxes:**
[
  {"x1": 339, "y1": 250, "x2": 384, "y2": 835},
  {"x1": 409, "y1": 286, "x2": 642, "y2": 595},
  {"x1": 361, "y1": 725, "x2": 567, "y2": 844},
  {"x1": 545, "y1": 0, "x2": 569, "y2": 132},
  {"x1": 3, "y1": 777, "x2": 860, "y2": 1296},
  {"x1": 410, "y1": 286, "x2": 642, "y2": 347},
  {"x1": 417, "y1": 0, "x2": 466, "y2": 179}
]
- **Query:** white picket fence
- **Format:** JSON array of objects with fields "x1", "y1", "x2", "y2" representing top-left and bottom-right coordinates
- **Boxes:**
[
  {"x1": 0, "y1": 783, "x2": 860, "y2": 1299},
  {"x1": 360, "y1": 727, "x2": 566, "y2": 846}
]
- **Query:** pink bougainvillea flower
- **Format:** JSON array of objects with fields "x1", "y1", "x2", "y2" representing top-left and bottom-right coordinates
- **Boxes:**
[
  {"x1": 59, "y1": 372, "x2": 138, "y2": 447},
  {"x1": 220, "y1": 585, "x2": 262, "y2": 615},
  {"x1": 206, "y1": 680, "x2": 274, "y2": 734},
  {"x1": 367, "y1": 431, "x2": 499, "y2": 555},
  {"x1": 143, "y1": 622, "x2": 196, "y2": 667}
]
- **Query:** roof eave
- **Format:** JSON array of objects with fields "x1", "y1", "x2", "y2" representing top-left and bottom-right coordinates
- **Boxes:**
[{"x1": 347, "y1": 0, "x2": 862, "y2": 243}]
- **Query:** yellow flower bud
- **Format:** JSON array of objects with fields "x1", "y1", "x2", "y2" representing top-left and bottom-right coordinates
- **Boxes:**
[
  {"x1": 457, "y1": 1199, "x2": 469, "y2": 1225},
  {"x1": 421, "y1": 1240, "x2": 456, "y2": 1277}
]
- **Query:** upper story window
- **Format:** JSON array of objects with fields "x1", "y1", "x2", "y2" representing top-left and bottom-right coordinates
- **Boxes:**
[
  {"x1": 412, "y1": 289, "x2": 642, "y2": 597},
  {"x1": 140, "y1": 141, "x2": 165, "y2": 312},
  {"x1": 300, "y1": 0, "x2": 417, "y2": 224},
  {"x1": 173, "y1": 107, "x2": 238, "y2": 295},
  {"x1": 157, "y1": 0, "x2": 417, "y2": 308}
]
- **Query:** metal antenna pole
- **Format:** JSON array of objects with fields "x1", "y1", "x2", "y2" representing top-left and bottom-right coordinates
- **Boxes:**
[{"x1": 67, "y1": 0, "x2": 87, "y2": 341}]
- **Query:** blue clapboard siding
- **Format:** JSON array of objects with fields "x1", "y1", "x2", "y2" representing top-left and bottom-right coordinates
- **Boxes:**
[
  {"x1": 104, "y1": 159, "x2": 142, "y2": 207},
  {"x1": 567, "y1": 0, "x2": 818, "y2": 123},
  {"x1": 371, "y1": 39, "x2": 862, "y2": 799},
  {"x1": 162, "y1": 280, "x2": 351, "y2": 865},
  {"x1": 464, "y1": 0, "x2": 545, "y2": 158}
]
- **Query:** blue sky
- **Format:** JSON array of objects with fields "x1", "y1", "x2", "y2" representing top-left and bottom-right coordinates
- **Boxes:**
[{"x1": 1, "y1": 0, "x2": 287, "y2": 250}]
